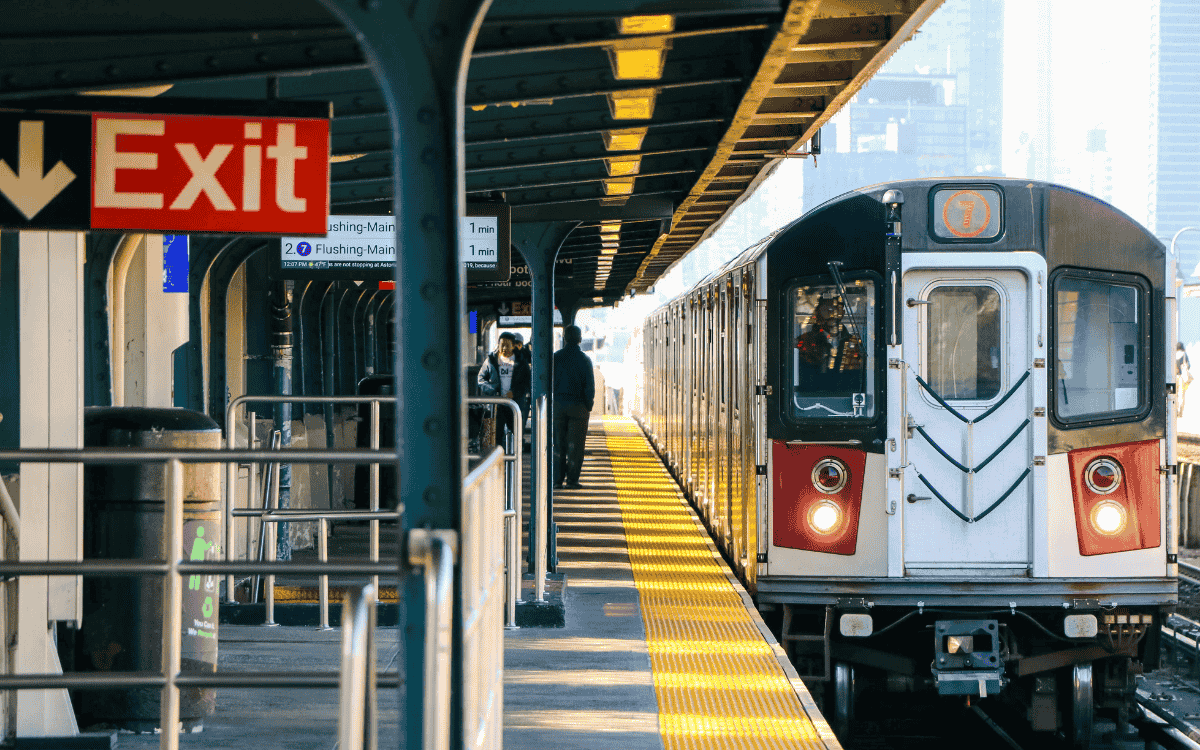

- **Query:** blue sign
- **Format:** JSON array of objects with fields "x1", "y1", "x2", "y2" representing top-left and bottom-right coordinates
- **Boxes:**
[{"x1": 163, "y1": 235, "x2": 189, "y2": 293}]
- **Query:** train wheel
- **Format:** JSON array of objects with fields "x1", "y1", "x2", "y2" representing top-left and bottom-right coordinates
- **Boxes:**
[
  {"x1": 1067, "y1": 663, "x2": 1094, "y2": 750},
  {"x1": 831, "y1": 661, "x2": 855, "y2": 739}
]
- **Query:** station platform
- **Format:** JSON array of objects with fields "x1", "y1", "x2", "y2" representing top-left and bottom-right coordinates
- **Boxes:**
[
  {"x1": 106, "y1": 417, "x2": 839, "y2": 750},
  {"x1": 504, "y1": 416, "x2": 839, "y2": 749}
]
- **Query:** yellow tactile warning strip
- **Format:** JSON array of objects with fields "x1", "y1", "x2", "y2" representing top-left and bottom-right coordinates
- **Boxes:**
[
  {"x1": 601, "y1": 416, "x2": 833, "y2": 750},
  {"x1": 272, "y1": 585, "x2": 398, "y2": 603}
]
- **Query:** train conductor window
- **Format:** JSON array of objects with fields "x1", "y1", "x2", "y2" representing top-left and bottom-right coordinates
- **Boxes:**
[
  {"x1": 1052, "y1": 271, "x2": 1148, "y2": 424},
  {"x1": 790, "y1": 278, "x2": 875, "y2": 419}
]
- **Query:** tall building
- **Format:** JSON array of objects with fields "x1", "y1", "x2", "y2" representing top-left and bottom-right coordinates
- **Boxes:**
[
  {"x1": 1155, "y1": 0, "x2": 1200, "y2": 345},
  {"x1": 803, "y1": 0, "x2": 1005, "y2": 209}
]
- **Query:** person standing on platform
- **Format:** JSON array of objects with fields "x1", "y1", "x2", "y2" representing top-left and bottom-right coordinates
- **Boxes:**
[
  {"x1": 553, "y1": 325, "x2": 594, "y2": 489},
  {"x1": 478, "y1": 331, "x2": 530, "y2": 445}
]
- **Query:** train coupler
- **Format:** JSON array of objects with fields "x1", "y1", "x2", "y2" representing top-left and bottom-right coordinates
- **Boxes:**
[{"x1": 932, "y1": 619, "x2": 1004, "y2": 697}]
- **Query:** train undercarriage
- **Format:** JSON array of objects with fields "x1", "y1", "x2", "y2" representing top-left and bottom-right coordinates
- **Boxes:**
[{"x1": 762, "y1": 597, "x2": 1169, "y2": 749}]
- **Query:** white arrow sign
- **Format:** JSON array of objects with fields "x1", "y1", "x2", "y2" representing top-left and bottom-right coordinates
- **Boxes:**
[{"x1": 0, "y1": 120, "x2": 76, "y2": 220}]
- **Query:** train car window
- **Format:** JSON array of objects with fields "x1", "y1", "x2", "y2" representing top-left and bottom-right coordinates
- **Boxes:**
[
  {"x1": 790, "y1": 278, "x2": 875, "y2": 419},
  {"x1": 926, "y1": 286, "x2": 1002, "y2": 400},
  {"x1": 1053, "y1": 273, "x2": 1146, "y2": 423}
]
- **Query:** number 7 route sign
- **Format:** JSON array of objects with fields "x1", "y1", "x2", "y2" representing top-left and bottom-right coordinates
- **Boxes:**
[{"x1": 0, "y1": 105, "x2": 330, "y2": 235}]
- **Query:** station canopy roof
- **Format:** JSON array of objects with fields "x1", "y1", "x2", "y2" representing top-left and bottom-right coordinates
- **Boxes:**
[{"x1": 0, "y1": 0, "x2": 942, "y2": 308}]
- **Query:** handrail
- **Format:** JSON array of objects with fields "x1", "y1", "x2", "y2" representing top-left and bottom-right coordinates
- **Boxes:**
[
  {"x1": 0, "y1": 431, "x2": 503, "y2": 748},
  {"x1": 224, "y1": 394, "x2": 399, "y2": 609},
  {"x1": 337, "y1": 584, "x2": 378, "y2": 750},
  {"x1": 248, "y1": 508, "x2": 399, "y2": 630},
  {"x1": 468, "y1": 396, "x2": 524, "y2": 628},
  {"x1": 0, "y1": 446, "x2": 404, "y2": 750},
  {"x1": 408, "y1": 529, "x2": 458, "y2": 750},
  {"x1": 253, "y1": 430, "x2": 282, "y2": 606},
  {"x1": 533, "y1": 393, "x2": 549, "y2": 603},
  {"x1": 0, "y1": 476, "x2": 20, "y2": 541},
  {"x1": 160, "y1": 459, "x2": 184, "y2": 750}
]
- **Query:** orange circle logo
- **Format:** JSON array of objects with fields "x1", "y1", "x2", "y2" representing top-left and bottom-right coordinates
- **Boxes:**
[{"x1": 941, "y1": 190, "x2": 992, "y2": 238}]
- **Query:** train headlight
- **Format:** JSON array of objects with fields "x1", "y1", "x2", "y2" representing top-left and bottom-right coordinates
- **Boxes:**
[
  {"x1": 808, "y1": 501, "x2": 842, "y2": 535},
  {"x1": 946, "y1": 636, "x2": 974, "y2": 654},
  {"x1": 812, "y1": 458, "x2": 849, "y2": 494},
  {"x1": 1090, "y1": 500, "x2": 1128, "y2": 536},
  {"x1": 1084, "y1": 457, "x2": 1122, "y2": 494}
]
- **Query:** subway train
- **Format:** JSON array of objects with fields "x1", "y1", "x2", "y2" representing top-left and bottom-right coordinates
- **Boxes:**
[{"x1": 635, "y1": 178, "x2": 1178, "y2": 748}]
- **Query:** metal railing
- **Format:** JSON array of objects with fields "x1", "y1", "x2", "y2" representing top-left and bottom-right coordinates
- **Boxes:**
[
  {"x1": 337, "y1": 583, "x2": 378, "y2": 750},
  {"x1": 224, "y1": 394, "x2": 397, "y2": 606},
  {"x1": 227, "y1": 394, "x2": 528, "y2": 628},
  {"x1": 0, "y1": 447, "x2": 400, "y2": 750},
  {"x1": 235, "y1": 508, "x2": 399, "y2": 629},
  {"x1": 0, "y1": 407, "x2": 514, "y2": 749},
  {"x1": 455, "y1": 446, "x2": 505, "y2": 750},
  {"x1": 468, "y1": 397, "x2": 525, "y2": 627},
  {"x1": 533, "y1": 394, "x2": 549, "y2": 603}
]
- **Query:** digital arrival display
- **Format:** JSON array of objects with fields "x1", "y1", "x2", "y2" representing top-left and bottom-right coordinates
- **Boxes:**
[
  {"x1": 282, "y1": 215, "x2": 396, "y2": 271},
  {"x1": 278, "y1": 203, "x2": 510, "y2": 282}
]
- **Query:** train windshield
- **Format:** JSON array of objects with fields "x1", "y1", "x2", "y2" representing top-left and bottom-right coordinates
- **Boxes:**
[{"x1": 790, "y1": 279, "x2": 875, "y2": 419}]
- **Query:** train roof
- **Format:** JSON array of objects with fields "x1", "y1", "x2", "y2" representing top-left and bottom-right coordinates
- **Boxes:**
[{"x1": 647, "y1": 177, "x2": 1164, "y2": 316}]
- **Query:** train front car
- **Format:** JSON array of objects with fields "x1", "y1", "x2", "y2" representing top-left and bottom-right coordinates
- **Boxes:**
[
  {"x1": 756, "y1": 179, "x2": 1176, "y2": 747},
  {"x1": 636, "y1": 178, "x2": 1180, "y2": 748}
]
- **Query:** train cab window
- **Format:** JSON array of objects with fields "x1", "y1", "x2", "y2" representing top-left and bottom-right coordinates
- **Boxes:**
[
  {"x1": 790, "y1": 279, "x2": 875, "y2": 419},
  {"x1": 926, "y1": 286, "x2": 1002, "y2": 400},
  {"x1": 1053, "y1": 274, "x2": 1146, "y2": 423}
]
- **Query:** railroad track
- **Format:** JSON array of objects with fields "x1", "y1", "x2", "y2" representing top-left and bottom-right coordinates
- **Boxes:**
[{"x1": 1136, "y1": 560, "x2": 1200, "y2": 749}]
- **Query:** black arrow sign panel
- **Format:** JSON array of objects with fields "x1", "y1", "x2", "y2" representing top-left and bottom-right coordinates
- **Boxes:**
[{"x1": 0, "y1": 112, "x2": 91, "y2": 230}]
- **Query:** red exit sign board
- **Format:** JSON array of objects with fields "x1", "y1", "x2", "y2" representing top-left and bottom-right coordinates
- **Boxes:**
[{"x1": 0, "y1": 101, "x2": 330, "y2": 235}]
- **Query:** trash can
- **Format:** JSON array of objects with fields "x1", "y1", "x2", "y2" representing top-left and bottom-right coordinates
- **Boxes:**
[{"x1": 77, "y1": 407, "x2": 221, "y2": 732}]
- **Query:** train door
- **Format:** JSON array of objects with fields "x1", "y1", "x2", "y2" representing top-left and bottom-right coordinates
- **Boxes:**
[
  {"x1": 720, "y1": 279, "x2": 731, "y2": 542},
  {"x1": 901, "y1": 254, "x2": 1044, "y2": 575},
  {"x1": 730, "y1": 271, "x2": 744, "y2": 568}
]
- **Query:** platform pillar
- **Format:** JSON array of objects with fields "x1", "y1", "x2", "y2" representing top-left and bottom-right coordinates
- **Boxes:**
[
  {"x1": 314, "y1": 2, "x2": 489, "y2": 748},
  {"x1": 17, "y1": 230, "x2": 84, "y2": 737},
  {"x1": 514, "y1": 222, "x2": 578, "y2": 575}
]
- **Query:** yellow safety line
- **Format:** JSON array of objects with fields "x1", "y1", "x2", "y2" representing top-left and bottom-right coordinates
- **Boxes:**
[
  {"x1": 272, "y1": 585, "x2": 399, "y2": 603},
  {"x1": 601, "y1": 416, "x2": 829, "y2": 750}
]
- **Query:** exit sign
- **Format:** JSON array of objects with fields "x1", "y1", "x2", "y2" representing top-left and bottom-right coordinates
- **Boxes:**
[{"x1": 0, "y1": 99, "x2": 330, "y2": 235}]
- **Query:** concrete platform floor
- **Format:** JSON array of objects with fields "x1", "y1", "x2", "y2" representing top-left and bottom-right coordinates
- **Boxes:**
[
  {"x1": 502, "y1": 420, "x2": 663, "y2": 749},
  {"x1": 113, "y1": 625, "x2": 401, "y2": 750}
]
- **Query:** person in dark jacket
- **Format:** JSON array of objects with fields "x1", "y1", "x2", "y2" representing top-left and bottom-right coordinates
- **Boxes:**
[
  {"x1": 552, "y1": 325, "x2": 594, "y2": 489},
  {"x1": 477, "y1": 331, "x2": 530, "y2": 445}
]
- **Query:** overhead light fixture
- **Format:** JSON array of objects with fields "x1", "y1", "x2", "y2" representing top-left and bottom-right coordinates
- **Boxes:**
[
  {"x1": 607, "y1": 41, "x2": 671, "y2": 81},
  {"x1": 599, "y1": 196, "x2": 630, "y2": 207},
  {"x1": 81, "y1": 84, "x2": 173, "y2": 97},
  {"x1": 603, "y1": 177, "x2": 635, "y2": 196},
  {"x1": 600, "y1": 245, "x2": 618, "y2": 255},
  {"x1": 604, "y1": 155, "x2": 642, "y2": 177},
  {"x1": 603, "y1": 127, "x2": 648, "y2": 151},
  {"x1": 618, "y1": 15, "x2": 675, "y2": 34},
  {"x1": 601, "y1": 219, "x2": 622, "y2": 227},
  {"x1": 607, "y1": 88, "x2": 657, "y2": 120}
]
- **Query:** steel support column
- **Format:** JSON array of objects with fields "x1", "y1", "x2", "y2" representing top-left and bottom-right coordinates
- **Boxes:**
[
  {"x1": 513, "y1": 222, "x2": 577, "y2": 575},
  {"x1": 315, "y1": 2, "x2": 490, "y2": 749}
]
